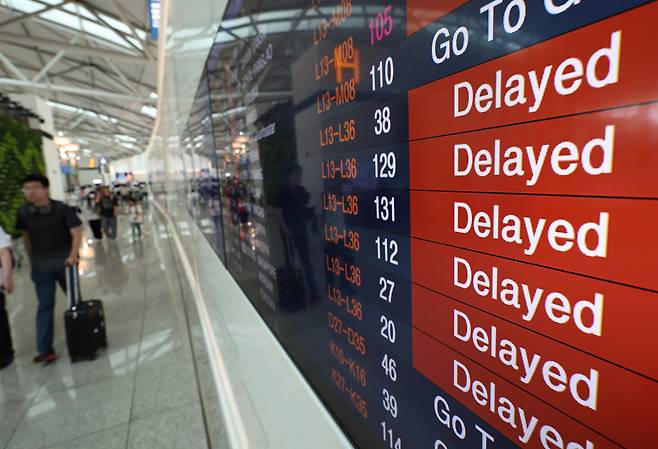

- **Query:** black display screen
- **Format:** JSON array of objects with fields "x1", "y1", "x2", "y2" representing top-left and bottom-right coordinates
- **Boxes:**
[{"x1": 181, "y1": 1, "x2": 658, "y2": 448}]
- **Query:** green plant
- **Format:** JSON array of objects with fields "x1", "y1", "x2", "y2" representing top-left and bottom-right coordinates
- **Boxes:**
[{"x1": 0, "y1": 116, "x2": 45, "y2": 236}]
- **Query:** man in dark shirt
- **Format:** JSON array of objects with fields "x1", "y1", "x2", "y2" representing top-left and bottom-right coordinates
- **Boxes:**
[
  {"x1": 276, "y1": 165, "x2": 319, "y2": 301},
  {"x1": 16, "y1": 174, "x2": 82, "y2": 364},
  {"x1": 96, "y1": 186, "x2": 118, "y2": 240}
]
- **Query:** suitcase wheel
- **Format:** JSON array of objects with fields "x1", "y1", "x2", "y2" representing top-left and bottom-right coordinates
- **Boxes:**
[{"x1": 71, "y1": 354, "x2": 96, "y2": 363}]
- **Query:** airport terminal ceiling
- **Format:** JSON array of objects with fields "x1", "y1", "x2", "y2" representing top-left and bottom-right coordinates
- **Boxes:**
[
  {"x1": 178, "y1": 1, "x2": 658, "y2": 449},
  {"x1": 0, "y1": 0, "x2": 157, "y2": 159}
]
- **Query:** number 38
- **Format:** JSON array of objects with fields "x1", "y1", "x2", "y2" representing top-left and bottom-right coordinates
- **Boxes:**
[{"x1": 374, "y1": 106, "x2": 391, "y2": 135}]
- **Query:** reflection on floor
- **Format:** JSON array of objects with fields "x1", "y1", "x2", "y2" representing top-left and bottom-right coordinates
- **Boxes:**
[{"x1": 0, "y1": 213, "x2": 210, "y2": 449}]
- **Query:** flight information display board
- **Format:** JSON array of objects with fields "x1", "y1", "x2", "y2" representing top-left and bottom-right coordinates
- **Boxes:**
[{"x1": 184, "y1": 1, "x2": 658, "y2": 448}]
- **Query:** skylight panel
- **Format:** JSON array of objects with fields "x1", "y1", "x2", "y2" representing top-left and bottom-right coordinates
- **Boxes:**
[
  {"x1": 98, "y1": 13, "x2": 132, "y2": 35},
  {"x1": 38, "y1": 9, "x2": 135, "y2": 50},
  {"x1": 61, "y1": 3, "x2": 95, "y2": 20},
  {"x1": 125, "y1": 35, "x2": 143, "y2": 51},
  {"x1": 38, "y1": 9, "x2": 83, "y2": 31},
  {"x1": 80, "y1": 18, "x2": 132, "y2": 48},
  {"x1": 2, "y1": 0, "x2": 46, "y2": 15}
]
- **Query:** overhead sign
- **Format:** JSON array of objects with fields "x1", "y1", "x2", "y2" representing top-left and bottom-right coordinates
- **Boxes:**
[
  {"x1": 148, "y1": 0, "x2": 160, "y2": 40},
  {"x1": 182, "y1": 1, "x2": 658, "y2": 449}
]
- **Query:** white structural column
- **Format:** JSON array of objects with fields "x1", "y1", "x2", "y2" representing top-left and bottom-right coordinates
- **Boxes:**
[{"x1": 10, "y1": 94, "x2": 66, "y2": 201}]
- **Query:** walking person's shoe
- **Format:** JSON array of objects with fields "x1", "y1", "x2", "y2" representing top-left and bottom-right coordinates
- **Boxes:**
[{"x1": 32, "y1": 351, "x2": 58, "y2": 365}]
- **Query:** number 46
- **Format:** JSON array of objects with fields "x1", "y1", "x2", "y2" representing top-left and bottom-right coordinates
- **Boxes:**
[{"x1": 381, "y1": 354, "x2": 398, "y2": 381}]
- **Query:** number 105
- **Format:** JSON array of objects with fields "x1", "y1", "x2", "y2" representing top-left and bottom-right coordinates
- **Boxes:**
[{"x1": 369, "y1": 5, "x2": 393, "y2": 45}]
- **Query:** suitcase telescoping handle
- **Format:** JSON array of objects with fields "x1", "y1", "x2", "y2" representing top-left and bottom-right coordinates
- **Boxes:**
[{"x1": 65, "y1": 264, "x2": 81, "y2": 309}]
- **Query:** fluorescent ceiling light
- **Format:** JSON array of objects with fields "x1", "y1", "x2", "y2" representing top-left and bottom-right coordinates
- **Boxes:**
[
  {"x1": 140, "y1": 105, "x2": 156, "y2": 118},
  {"x1": 48, "y1": 100, "x2": 119, "y2": 124},
  {"x1": 59, "y1": 143, "x2": 80, "y2": 152},
  {"x1": 47, "y1": 101, "x2": 78, "y2": 113},
  {"x1": 114, "y1": 134, "x2": 138, "y2": 142}
]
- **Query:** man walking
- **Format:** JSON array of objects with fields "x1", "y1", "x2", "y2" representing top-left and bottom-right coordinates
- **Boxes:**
[
  {"x1": 17, "y1": 174, "x2": 82, "y2": 364},
  {"x1": 0, "y1": 224, "x2": 15, "y2": 369},
  {"x1": 96, "y1": 186, "x2": 118, "y2": 240}
]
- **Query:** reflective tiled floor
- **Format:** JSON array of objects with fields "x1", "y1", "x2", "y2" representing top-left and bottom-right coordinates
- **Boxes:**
[{"x1": 0, "y1": 212, "x2": 209, "y2": 449}]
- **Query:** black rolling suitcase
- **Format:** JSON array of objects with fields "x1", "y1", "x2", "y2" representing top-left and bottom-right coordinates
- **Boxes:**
[
  {"x1": 276, "y1": 234, "x2": 305, "y2": 312},
  {"x1": 276, "y1": 266, "x2": 305, "y2": 311},
  {"x1": 64, "y1": 265, "x2": 107, "y2": 362}
]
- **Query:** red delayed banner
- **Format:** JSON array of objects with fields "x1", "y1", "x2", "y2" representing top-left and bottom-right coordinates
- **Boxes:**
[
  {"x1": 412, "y1": 284, "x2": 658, "y2": 448},
  {"x1": 406, "y1": 0, "x2": 468, "y2": 36},
  {"x1": 408, "y1": 3, "x2": 658, "y2": 139},
  {"x1": 413, "y1": 330, "x2": 622, "y2": 449},
  {"x1": 410, "y1": 191, "x2": 658, "y2": 290},
  {"x1": 411, "y1": 239, "x2": 658, "y2": 380},
  {"x1": 410, "y1": 103, "x2": 658, "y2": 197}
]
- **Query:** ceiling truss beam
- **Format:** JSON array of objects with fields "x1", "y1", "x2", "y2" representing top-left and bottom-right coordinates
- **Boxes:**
[
  {"x1": 0, "y1": 51, "x2": 27, "y2": 80},
  {"x1": 82, "y1": 4, "x2": 147, "y2": 58},
  {"x1": 32, "y1": 48, "x2": 66, "y2": 82},
  {"x1": 0, "y1": 1, "x2": 157, "y2": 158},
  {"x1": 107, "y1": 0, "x2": 154, "y2": 60},
  {"x1": 0, "y1": 77, "x2": 154, "y2": 102},
  {"x1": 0, "y1": 31, "x2": 153, "y2": 65}
]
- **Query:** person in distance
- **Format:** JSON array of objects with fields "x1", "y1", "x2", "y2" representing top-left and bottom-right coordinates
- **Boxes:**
[
  {"x1": 16, "y1": 174, "x2": 82, "y2": 365},
  {"x1": 127, "y1": 198, "x2": 143, "y2": 241},
  {"x1": 96, "y1": 186, "x2": 119, "y2": 240}
]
